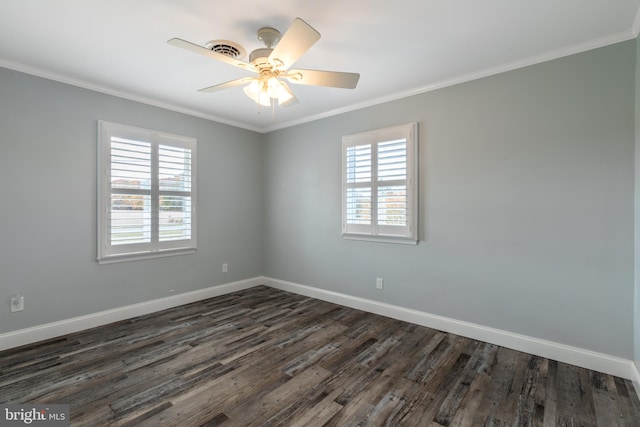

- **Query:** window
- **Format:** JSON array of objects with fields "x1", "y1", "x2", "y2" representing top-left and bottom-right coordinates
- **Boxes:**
[
  {"x1": 342, "y1": 122, "x2": 418, "y2": 244},
  {"x1": 97, "y1": 121, "x2": 197, "y2": 263}
]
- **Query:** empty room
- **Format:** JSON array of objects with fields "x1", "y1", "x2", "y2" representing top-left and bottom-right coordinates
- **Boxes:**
[{"x1": 1, "y1": 1, "x2": 640, "y2": 425}]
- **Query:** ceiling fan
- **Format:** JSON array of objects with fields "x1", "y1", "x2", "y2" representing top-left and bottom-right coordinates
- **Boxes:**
[{"x1": 168, "y1": 18, "x2": 360, "y2": 107}]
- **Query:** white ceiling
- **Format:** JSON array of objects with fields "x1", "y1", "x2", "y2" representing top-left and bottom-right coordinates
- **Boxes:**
[{"x1": 1, "y1": 0, "x2": 639, "y2": 133}]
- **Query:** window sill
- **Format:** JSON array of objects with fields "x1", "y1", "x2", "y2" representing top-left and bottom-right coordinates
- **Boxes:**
[
  {"x1": 342, "y1": 233, "x2": 418, "y2": 245},
  {"x1": 97, "y1": 247, "x2": 197, "y2": 264}
]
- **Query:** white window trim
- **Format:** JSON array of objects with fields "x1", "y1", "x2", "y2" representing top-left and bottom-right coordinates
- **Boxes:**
[
  {"x1": 342, "y1": 122, "x2": 418, "y2": 245},
  {"x1": 97, "y1": 121, "x2": 197, "y2": 264}
]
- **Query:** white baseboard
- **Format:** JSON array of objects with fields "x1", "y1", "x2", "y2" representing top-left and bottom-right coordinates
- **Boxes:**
[
  {"x1": 0, "y1": 277, "x2": 262, "y2": 352},
  {"x1": 263, "y1": 276, "x2": 637, "y2": 381},
  {"x1": 2, "y1": 275, "x2": 637, "y2": 384},
  {"x1": 631, "y1": 361, "x2": 640, "y2": 400}
]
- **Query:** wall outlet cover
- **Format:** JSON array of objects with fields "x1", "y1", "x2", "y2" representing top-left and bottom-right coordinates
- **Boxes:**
[{"x1": 11, "y1": 296, "x2": 24, "y2": 312}]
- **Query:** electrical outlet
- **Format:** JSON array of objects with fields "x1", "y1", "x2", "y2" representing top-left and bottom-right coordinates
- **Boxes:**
[
  {"x1": 222, "y1": 263, "x2": 228, "y2": 273},
  {"x1": 11, "y1": 295, "x2": 24, "y2": 312},
  {"x1": 376, "y1": 278, "x2": 384, "y2": 290}
]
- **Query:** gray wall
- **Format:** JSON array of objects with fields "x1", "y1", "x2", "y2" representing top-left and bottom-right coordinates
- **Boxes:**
[
  {"x1": 0, "y1": 67, "x2": 264, "y2": 334},
  {"x1": 1, "y1": 40, "x2": 636, "y2": 361},
  {"x1": 264, "y1": 41, "x2": 635, "y2": 358}
]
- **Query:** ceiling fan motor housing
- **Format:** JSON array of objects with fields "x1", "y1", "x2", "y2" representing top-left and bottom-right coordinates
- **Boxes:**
[
  {"x1": 249, "y1": 48, "x2": 274, "y2": 68},
  {"x1": 256, "y1": 26, "x2": 281, "y2": 48},
  {"x1": 252, "y1": 27, "x2": 282, "y2": 69}
]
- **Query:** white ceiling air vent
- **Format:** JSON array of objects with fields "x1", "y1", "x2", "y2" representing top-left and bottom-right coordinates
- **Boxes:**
[{"x1": 204, "y1": 40, "x2": 246, "y2": 59}]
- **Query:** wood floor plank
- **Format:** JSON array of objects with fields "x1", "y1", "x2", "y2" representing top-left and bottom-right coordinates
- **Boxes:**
[
  {"x1": 288, "y1": 389, "x2": 344, "y2": 427},
  {"x1": 555, "y1": 362, "x2": 597, "y2": 426},
  {"x1": 433, "y1": 342, "x2": 496, "y2": 426},
  {"x1": 1, "y1": 285, "x2": 638, "y2": 426},
  {"x1": 139, "y1": 362, "x2": 290, "y2": 426},
  {"x1": 447, "y1": 371, "x2": 491, "y2": 427},
  {"x1": 542, "y1": 359, "x2": 558, "y2": 427},
  {"x1": 222, "y1": 366, "x2": 333, "y2": 426},
  {"x1": 471, "y1": 346, "x2": 529, "y2": 425},
  {"x1": 323, "y1": 367, "x2": 406, "y2": 427},
  {"x1": 393, "y1": 350, "x2": 473, "y2": 426}
]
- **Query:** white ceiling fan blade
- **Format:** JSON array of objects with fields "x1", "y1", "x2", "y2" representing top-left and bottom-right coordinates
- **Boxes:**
[
  {"x1": 286, "y1": 69, "x2": 360, "y2": 89},
  {"x1": 168, "y1": 38, "x2": 257, "y2": 72},
  {"x1": 268, "y1": 18, "x2": 320, "y2": 69},
  {"x1": 199, "y1": 77, "x2": 255, "y2": 93}
]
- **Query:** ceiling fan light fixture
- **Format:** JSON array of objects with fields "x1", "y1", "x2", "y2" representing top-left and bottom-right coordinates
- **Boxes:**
[
  {"x1": 243, "y1": 80, "x2": 270, "y2": 106},
  {"x1": 267, "y1": 77, "x2": 281, "y2": 98},
  {"x1": 276, "y1": 82, "x2": 294, "y2": 105},
  {"x1": 243, "y1": 77, "x2": 293, "y2": 107}
]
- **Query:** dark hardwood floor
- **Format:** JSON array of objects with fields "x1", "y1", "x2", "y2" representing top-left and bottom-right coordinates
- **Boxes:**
[{"x1": 1, "y1": 285, "x2": 639, "y2": 426}]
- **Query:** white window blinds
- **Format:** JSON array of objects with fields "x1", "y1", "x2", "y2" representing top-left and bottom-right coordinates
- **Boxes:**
[
  {"x1": 98, "y1": 121, "x2": 197, "y2": 263},
  {"x1": 342, "y1": 123, "x2": 418, "y2": 244}
]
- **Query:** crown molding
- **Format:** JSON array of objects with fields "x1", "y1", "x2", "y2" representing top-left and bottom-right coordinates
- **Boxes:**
[
  {"x1": 2, "y1": 27, "x2": 636, "y2": 135},
  {"x1": 263, "y1": 30, "x2": 637, "y2": 133},
  {"x1": 0, "y1": 58, "x2": 262, "y2": 133}
]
